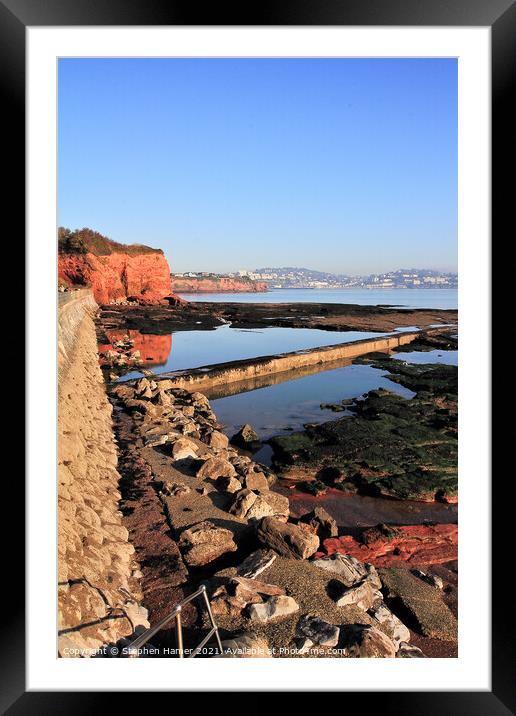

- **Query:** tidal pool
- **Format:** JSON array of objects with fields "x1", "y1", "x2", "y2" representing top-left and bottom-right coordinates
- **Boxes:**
[
  {"x1": 115, "y1": 324, "x2": 389, "y2": 381},
  {"x1": 393, "y1": 349, "x2": 458, "y2": 366},
  {"x1": 211, "y1": 362, "x2": 415, "y2": 442}
]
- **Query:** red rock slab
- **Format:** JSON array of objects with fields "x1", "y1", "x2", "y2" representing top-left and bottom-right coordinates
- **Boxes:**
[{"x1": 315, "y1": 524, "x2": 458, "y2": 568}]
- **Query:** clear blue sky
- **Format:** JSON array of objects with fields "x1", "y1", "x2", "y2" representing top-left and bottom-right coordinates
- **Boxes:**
[{"x1": 58, "y1": 58, "x2": 457, "y2": 275}]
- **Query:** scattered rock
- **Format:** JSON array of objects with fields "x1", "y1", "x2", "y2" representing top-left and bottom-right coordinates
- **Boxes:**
[
  {"x1": 259, "y1": 492, "x2": 290, "y2": 521},
  {"x1": 243, "y1": 471, "x2": 269, "y2": 492},
  {"x1": 208, "y1": 430, "x2": 230, "y2": 449},
  {"x1": 232, "y1": 576, "x2": 285, "y2": 602},
  {"x1": 171, "y1": 437, "x2": 198, "y2": 460},
  {"x1": 210, "y1": 590, "x2": 247, "y2": 617},
  {"x1": 296, "y1": 615, "x2": 340, "y2": 648},
  {"x1": 231, "y1": 424, "x2": 259, "y2": 447},
  {"x1": 248, "y1": 595, "x2": 299, "y2": 623},
  {"x1": 342, "y1": 623, "x2": 397, "y2": 658},
  {"x1": 397, "y1": 641, "x2": 428, "y2": 658},
  {"x1": 333, "y1": 580, "x2": 377, "y2": 611},
  {"x1": 178, "y1": 521, "x2": 237, "y2": 566},
  {"x1": 245, "y1": 495, "x2": 275, "y2": 522},
  {"x1": 257, "y1": 517, "x2": 319, "y2": 560},
  {"x1": 236, "y1": 549, "x2": 277, "y2": 579},
  {"x1": 230, "y1": 489, "x2": 259, "y2": 518},
  {"x1": 299, "y1": 507, "x2": 338, "y2": 539},
  {"x1": 161, "y1": 481, "x2": 191, "y2": 497},
  {"x1": 196, "y1": 456, "x2": 237, "y2": 480},
  {"x1": 411, "y1": 569, "x2": 444, "y2": 590},
  {"x1": 217, "y1": 476, "x2": 242, "y2": 494},
  {"x1": 368, "y1": 603, "x2": 410, "y2": 647},
  {"x1": 144, "y1": 433, "x2": 169, "y2": 447},
  {"x1": 312, "y1": 553, "x2": 381, "y2": 589}
]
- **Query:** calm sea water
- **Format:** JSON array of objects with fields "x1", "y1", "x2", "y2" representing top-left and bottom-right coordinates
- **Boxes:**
[
  {"x1": 393, "y1": 349, "x2": 458, "y2": 366},
  {"x1": 179, "y1": 287, "x2": 458, "y2": 310},
  {"x1": 119, "y1": 324, "x2": 389, "y2": 381},
  {"x1": 211, "y1": 363, "x2": 416, "y2": 441}
]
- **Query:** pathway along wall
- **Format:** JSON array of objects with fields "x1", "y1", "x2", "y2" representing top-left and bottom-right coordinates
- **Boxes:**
[{"x1": 58, "y1": 290, "x2": 149, "y2": 657}]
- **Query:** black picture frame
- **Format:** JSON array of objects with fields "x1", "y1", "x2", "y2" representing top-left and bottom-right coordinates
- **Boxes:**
[{"x1": 6, "y1": 0, "x2": 509, "y2": 711}]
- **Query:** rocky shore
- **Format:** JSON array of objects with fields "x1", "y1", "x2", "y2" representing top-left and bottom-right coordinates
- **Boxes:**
[
  {"x1": 269, "y1": 345, "x2": 457, "y2": 503},
  {"x1": 96, "y1": 300, "x2": 457, "y2": 340},
  {"x1": 107, "y1": 354, "x2": 458, "y2": 658}
]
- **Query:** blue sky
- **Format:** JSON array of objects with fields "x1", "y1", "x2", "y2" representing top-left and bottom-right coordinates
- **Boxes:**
[{"x1": 58, "y1": 58, "x2": 457, "y2": 274}]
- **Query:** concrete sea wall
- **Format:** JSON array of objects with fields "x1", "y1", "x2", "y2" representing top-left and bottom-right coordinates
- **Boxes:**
[
  {"x1": 58, "y1": 290, "x2": 149, "y2": 657},
  {"x1": 147, "y1": 331, "x2": 420, "y2": 394}
]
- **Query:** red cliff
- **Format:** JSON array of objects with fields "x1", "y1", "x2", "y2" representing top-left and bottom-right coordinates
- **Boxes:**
[
  {"x1": 171, "y1": 275, "x2": 268, "y2": 294},
  {"x1": 58, "y1": 227, "x2": 185, "y2": 306}
]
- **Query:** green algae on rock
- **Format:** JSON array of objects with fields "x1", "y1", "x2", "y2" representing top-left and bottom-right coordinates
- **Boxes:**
[{"x1": 270, "y1": 357, "x2": 457, "y2": 502}]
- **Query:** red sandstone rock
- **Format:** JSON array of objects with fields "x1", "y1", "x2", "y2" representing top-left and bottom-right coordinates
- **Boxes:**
[
  {"x1": 315, "y1": 524, "x2": 457, "y2": 567},
  {"x1": 98, "y1": 330, "x2": 172, "y2": 367},
  {"x1": 59, "y1": 249, "x2": 184, "y2": 306},
  {"x1": 170, "y1": 276, "x2": 268, "y2": 293}
]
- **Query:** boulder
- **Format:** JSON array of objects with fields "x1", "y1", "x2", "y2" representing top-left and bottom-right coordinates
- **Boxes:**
[
  {"x1": 257, "y1": 517, "x2": 320, "y2": 560},
  {"x1": 191, "y1": 392, "x2": 210, "y2": 407},
  {"x1": 368, "y1": 603, "x2": 410, "y2": 647},
  {"x1": 217, "y1": 476, "x2": 242, "y2": 494},
  {"x1": 231, "y1": 576, "x2": 285, "y2": 600},
  {"x1": 397, "y1": 642, "x2": 427, "y2": 658},
  {"x1": 243, "y1": 471, "x2": 269, "y2": 492},
  {"x1": 236, "y1": 549, "x2": 277, "y2": 579},
  {"x1": 178, "y1": 521, "x2": 237, "y2": 566},
  {"x1": 343, "y1": 624, "x2": 397, "y2": 658},
  {"x1": 231, "y1": 424, "x2": 259, "y2": 448},
  {"x1": 296, "y1": 615, "x2": 340, "y2": 648},
  {"x1": 210, "y1": 590, "x2": 248, "y2": 617},
  {"x1": 196, "y1": 457, "x2": 237, "y2": 480},
  {"x1": 245, "y1": 495, "x2": 275, "y2": 523},
  {"x1": 248, "y1": 595, "x2": 299, "y2": 623},
  {"x1": 333, "y1": 580, "x2": 377, "y2": 611},
  {"x1": 312, "y1": 553, "x2": 381, "y2": 589},
  {"x1": 208, "y1": 431, "x2": 230, "y2": 449},
  {"x1": 144, "y1": 433, "x2": 169, "y2": 447},
  {"x1": 299, "y1": 507, "x2": 338, "y2": 539},
  {"x1": 171, "y1": 437, "x2": 198, "y2": 460},
  {"x1": 230, "y1": 490, "x2": 259, "y2": 519},
  {"x1": 259, "y1": 492, "x2": 290, "y2": 521}
]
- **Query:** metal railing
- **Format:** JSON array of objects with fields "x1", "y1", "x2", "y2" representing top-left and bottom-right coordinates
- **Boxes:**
[{"x1": 126, "y1": 584, "x2": 223, "y2": 658}]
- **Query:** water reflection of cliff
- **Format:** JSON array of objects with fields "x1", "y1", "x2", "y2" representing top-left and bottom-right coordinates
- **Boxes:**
[{"x1": 99, "y1": 330, "x2": 172, "y2": 367}]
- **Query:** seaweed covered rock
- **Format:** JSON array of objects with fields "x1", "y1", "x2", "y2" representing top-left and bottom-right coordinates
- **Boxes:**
[{"x1": 270, "y1": 360, "x2": 457, "y2": 502}]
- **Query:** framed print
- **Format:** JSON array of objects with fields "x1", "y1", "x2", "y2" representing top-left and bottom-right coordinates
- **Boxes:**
[{"x1": 5, "y1": 0, "x2": 512, "y2": 710}]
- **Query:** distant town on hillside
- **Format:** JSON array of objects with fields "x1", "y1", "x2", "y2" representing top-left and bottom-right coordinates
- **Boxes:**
[{"x1": 173, "y1": 267, "x2": 458, "y2": 290}]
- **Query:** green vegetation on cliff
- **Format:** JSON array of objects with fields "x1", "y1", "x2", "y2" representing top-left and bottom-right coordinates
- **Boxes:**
[{"x1": 58, "y1": 227, "x2": 163, "y2": 257}]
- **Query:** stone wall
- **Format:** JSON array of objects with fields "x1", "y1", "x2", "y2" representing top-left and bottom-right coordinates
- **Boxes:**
[
  {"x1": 142, "y1": 331, "x2": 421, "y2": 394},
  {"x1": 57, "y1": 290, "x2": 149, "y2": 657}
]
